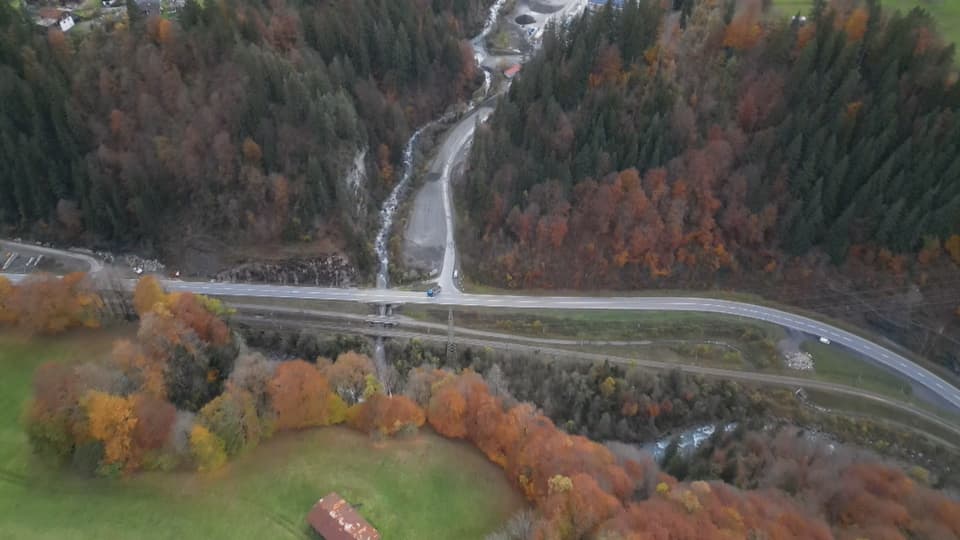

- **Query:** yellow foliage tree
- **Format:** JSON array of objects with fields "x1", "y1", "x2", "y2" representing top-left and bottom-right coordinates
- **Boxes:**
[
  {"x1": 945, "y1": 234, "x2": 960, "y2": 265},
  {"x1": 548, "y1": 474, "x2": 573, "y2": 495},
  {"x1": 84, "y1": 391, "x2": 138, "y2": 467},
  {"x1": 0, "y1": 275, "x2": 14, "y2": 324},
  {"x1": 133, "y1": 275, "x2": 167, "y2": 317},
  {"x1": 327, "y1": 393, "x2": 348, "y2": 425},
  {"x1": 600, "y1": 376, "x2": 616, "y2": 398},
  {"x1": 189, "y1": 424, "x2": 227, "y2": 472}
]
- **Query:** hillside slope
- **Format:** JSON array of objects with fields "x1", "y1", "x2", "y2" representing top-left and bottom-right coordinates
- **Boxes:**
[
  {"x1": 461, "y1": 0, "x2": 960, "y2": 370},
  {"x1": 0, "y1": 0, "x2": 492, "y2": 272}
]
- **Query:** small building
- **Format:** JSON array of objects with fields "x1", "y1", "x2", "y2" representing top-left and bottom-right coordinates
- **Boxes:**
[
  {"x1": 35, "y1": 8, "x2": 75, "y2": 32},
  {"x1": 308, "y1": 493, "x2": 380, "y2": 540},
  {"x1": 504, "y1": 64, "x2": 521, "y2": 79},
  {"x1": 58, "y1": 14, "x2": 74, "y2": 32}
]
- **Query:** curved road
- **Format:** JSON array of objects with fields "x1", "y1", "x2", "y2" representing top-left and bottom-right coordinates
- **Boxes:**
[
  {"x1": 3, "y1": 247, "x2": 959, "y2": 410},
  {"x1": 436, "y1": 106, "x2": 493, "y2": 293},
  {"x1": 141, "y1": 280, "x2": 960, "y2": 411},
  {"x1": 1, "y1": 239, "x2": 103, "y2": 273}
]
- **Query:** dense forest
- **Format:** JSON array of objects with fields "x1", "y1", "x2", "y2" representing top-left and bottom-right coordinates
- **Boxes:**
[
  {"x1": 461, "y1": 0, "x2": 960, "y2": 370},
  {"x1": 0, "y1": 0, "x2": 491, "y2": 268}
]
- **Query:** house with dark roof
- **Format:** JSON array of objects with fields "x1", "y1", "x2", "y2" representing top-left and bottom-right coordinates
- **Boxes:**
[{"x1": 308, "y1": 493, "x2": 380, "y2": 540}]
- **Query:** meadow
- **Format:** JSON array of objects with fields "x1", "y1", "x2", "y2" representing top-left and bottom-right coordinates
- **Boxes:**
[
  {"x1": 0, "y1": 330, "x2": 524, "y2": 540},
  {"x1": 772, "y1": 0, "x2": 960, "y2": 46}
]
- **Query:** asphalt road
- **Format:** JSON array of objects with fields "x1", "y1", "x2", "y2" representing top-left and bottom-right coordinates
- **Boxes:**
[
  {"x1": 4, "y1": 258, "x2": 959, "y2": 411},
  {"x1": 404, "y1": 106, "x2": 494, "y2": 282},
  {"x1": 0, "y1": 240, "x2": 103, "y2": 273},
  {"x1": 141, "y1": 279, "x2": 960, "y2": 411},
  {"x1": 436, "y1": 106, "x2": 493, "y2": 292}
]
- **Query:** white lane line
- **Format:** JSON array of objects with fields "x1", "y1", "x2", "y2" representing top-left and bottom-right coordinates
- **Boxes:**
[{"x1": 152, "y1": 281, "x2": 960, "y2": 404}]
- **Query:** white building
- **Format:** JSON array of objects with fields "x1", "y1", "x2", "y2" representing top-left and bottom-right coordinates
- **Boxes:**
[
  {"x1": 58, "y1": 14, "x2": 75, "y2": 32},
  {"x1": 35, "y1": 10, "x2": 75, "y2": 32}
]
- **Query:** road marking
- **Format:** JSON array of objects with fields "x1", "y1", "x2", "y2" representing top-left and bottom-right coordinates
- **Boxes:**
[{"x1": 8, "y1": 268, "x2": 960, "y2": 404}]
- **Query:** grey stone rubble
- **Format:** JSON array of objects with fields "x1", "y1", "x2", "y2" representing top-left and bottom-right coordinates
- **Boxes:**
[
  {"x1": 214, "y1": 256, "x2": 356, "y2": 287},
  {"x1": 95, "y1": 251, "x2": 166, "y2": 274}
]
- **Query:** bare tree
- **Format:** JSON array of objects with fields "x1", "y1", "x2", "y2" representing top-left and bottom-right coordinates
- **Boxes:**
[{"x1": 484, "y1": 510, "x2": 536, "y2": 540}]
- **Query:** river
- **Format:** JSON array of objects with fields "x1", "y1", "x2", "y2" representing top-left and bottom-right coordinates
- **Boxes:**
[{"x1": 370, "y1": 0, "x2": 589, "y2": 382}]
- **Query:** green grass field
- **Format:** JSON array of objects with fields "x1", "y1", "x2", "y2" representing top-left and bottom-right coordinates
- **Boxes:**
[
  {"x1": 772, "y1": 0, "x2": 960, "y2": 46},
  {"x1": 804, "y1": 388, "x2": 960, "y2": 448},
  {"x1": 0, "y1": 331, "x2": 523, "y2": 540},
  {"x1": 404, "y1": 306, "x2": 785, "y2": 369},
  {"x1": 802, "y1": 340, "x2": 913, "y2": 398}
]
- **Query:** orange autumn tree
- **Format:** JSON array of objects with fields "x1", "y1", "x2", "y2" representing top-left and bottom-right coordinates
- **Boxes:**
[
  {"x1": 83, "y1": 391, "x2": 138, "y2": 470},
  {"x1": 946, "y1": 234, "x2": 960, "y2": 265},
  {"x1": 24, "y1": 362, "x2": 88, "y2": 462},
  {"x1": 133, "y1": 276, "x2": 232, "y2": 342},
  {"x1": 1, "y1": 272, "x2": 103, "y2": 334},
  {"x1": 348, "y1": 393, "x2": 425, "y2": 436},
  {"x1": 426, "y1": 370, "x2": 635, "y2": 503},
  {"x1": 426, "y1": 370, "x2": 960, "y2": 539},
  {"x1": 23, "y1": 275, "x2": 244, "y2": 476},
  {"x1": 427, "y1": 373, "x2": 470, "y2": 438},
  {"x1": 843, "y1": 7, "x2": 869, "y2": 42},
  {"x1": 534, "y1": 474, "x2": 623, "y2": 540},
  {"x1": 166, "y1": 292, "x2": 230, "y2": 346},
  {"x1": 268, "y1": 360, "x2": 347, "y2": 431},
  {"x1": 131, "y1": 394, "x2": 176, "y2": 459},
  {"x1": 0, "y1": 275, "x2": 14, "y2": 324},
  {"x1": 596, "y1": 480, "x2": 834, "y2": 540},
  {"x1": 723, "y1": 7, "x2": 763, "y2": 51}
]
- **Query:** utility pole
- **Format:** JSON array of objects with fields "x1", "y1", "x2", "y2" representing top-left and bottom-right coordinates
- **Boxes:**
[{"x1": 446, "y1": 308, "x2": 457, "y2": 362}]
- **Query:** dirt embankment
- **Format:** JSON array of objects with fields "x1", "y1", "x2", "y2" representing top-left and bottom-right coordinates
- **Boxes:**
[{"x1": 154, "y1": 227, "x2": 361, "y2": 287}]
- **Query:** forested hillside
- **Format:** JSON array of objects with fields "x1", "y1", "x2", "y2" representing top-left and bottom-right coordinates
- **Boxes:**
[
  {"x1": 0, "y1": 0, "x2": 490, "y2": 267},
  {"x1": 462, "y1": 0, "x2": 960, "y2": 369}
]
